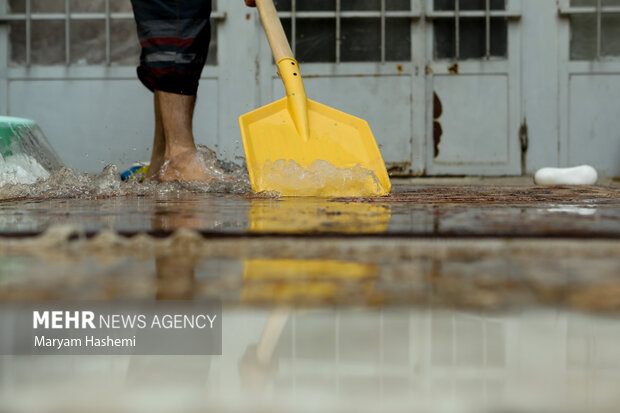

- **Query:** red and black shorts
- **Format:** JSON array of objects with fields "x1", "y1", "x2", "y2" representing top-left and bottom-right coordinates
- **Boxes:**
[{"x1": 131, "y1": 0, "x2": 212, "y2": 96}]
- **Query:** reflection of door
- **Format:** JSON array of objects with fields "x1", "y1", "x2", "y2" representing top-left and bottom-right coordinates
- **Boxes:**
[
  {"x1": 558, "y1": 0, "x2": 620, "y2": 176},
  {"x1": 425, "y1": 0, "x2": 522, "y2": 175}
]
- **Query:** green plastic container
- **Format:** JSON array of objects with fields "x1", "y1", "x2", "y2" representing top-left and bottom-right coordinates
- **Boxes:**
[{"x1": 0, "y1": 116, "x2": 63, "y2": 171}]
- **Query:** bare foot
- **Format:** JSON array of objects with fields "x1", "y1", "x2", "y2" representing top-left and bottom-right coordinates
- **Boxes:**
[
  {"x1": 146, "y1": 155, "x2": 165, "y2": 180},
  {"x1": 158, "y1": 150, "x2": 215, "y2": 183}
]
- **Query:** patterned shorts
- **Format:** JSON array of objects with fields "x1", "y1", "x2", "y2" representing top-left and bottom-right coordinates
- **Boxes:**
[{"x1": 131, "y1": 0, "x2": 212, "y2": 95}]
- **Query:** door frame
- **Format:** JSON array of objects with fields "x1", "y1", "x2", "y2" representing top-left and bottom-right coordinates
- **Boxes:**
[
  {"x1": 255, "y1": 0, "x2": 426, "y2": 175},
  {"x1": 424, "y1": 0, "x2": 523, "y2": 176},
  {"x1": 557, "y1": 0, "x2": 620, "y2": 170}
]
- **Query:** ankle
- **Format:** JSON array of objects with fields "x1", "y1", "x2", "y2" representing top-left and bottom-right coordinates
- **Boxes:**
[{"x1": 165, "y1": 144, "x2": 196, "y2": 160}]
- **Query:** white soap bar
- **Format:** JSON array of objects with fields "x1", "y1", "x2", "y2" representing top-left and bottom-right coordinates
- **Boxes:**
[{"x1": 534, "y1": 165, "x2": 598, "y2": 185}]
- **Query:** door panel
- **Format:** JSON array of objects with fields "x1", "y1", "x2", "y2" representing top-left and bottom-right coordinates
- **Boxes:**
[
  {"x1": 568, "y1": 75, "x2": 620, "y2": 174},
  {"x1": 7, "y1": 78, "x2": 221, "y2": 173},
  {"x1": 558, "y1": 0, "x2": 620, "y2": 176},
  {"x1": 8, "y1": 79, "x2": 154, "y2": 171},
  {"x1": 433, "y1": 75, "x2": 509, "y2": 165},
  {"x1": 425, "y1": 0, "x2": 522, "y2": 175}
]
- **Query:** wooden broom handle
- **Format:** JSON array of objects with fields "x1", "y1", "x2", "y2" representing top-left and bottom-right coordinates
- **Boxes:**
[{"x1": 256, "y1": 0, "x2": 295, "y2": 62}]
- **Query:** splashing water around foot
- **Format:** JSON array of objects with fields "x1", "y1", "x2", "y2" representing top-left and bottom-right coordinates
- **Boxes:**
[
  {"x1": 0, "y1": 149, "x2": 251, "y2": 200},
  {"x1": 0, "y1": 117, "x2": 387, "y2": 199},
  {"x1": 0, "y1": 149, "x2": 387, "y2": 200}
]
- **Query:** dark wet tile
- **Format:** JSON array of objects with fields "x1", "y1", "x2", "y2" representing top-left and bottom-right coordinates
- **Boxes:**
[{"x1": 0, "y1": 184, "x2": 618, "y2": 237}]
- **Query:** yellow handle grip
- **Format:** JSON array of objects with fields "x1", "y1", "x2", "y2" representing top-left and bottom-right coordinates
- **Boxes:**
[{"x1": 256, "y1": 0, "x2": 310, "y2": 140}]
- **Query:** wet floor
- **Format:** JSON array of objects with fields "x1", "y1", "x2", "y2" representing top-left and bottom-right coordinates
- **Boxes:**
[
  {"x1": 0, "y1": 183, "x2": 618, "y2": 237},
  {"x1": 0, "y1": 235, "x2": 619, "y2": 311},
  {"x1": 0, "y1": 180, "x2": 619, "y2": 412}
]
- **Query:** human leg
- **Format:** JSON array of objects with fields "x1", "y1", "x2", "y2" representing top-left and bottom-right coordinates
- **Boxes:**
[
  {"x1": 147, "y1": 91, "x2": 166, "y2": 179},
  {"x1": 131, "y1": 0, "x2": 213, "y2": 182},
  {"x1": 156, "y1": 90, "x2": 212, "y2": 182}
]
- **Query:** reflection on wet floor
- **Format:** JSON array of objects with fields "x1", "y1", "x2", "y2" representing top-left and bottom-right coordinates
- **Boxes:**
[
  {"x1": 0, "y1": 184, "x2": 617, "y2": 236},
  {"x1": 241, "y1": 259, "x2": 378, "y2": 303},
  {"x1": 2, "y1": 308, "x2": 620, "y2": 413},
  {"x1": 0, "y1": 233, "x2": 618, "y2": 311},
  {"x1": 248, "y1": 198, "x2": 392, "y2": 233}
]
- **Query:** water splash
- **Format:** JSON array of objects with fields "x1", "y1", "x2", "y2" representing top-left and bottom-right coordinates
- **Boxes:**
[
  {"x1": 0, "y1": 153, "x2": 51, "y2": 185},
  {"x1": 0, "y1": 120, "x2": 63, "y2": 172},
  {"x1": 0, "y1": 149, "x2": 251, "y2": 200},
  {"x1": 0, "y1": 148, "x2": 388, "y2": 200},
  {"x1": 257, "y1": 159, "x2": 388, "y2": 197},
  {"x1": 0, "y1": 119, "x2": 64, "y2": 187}
]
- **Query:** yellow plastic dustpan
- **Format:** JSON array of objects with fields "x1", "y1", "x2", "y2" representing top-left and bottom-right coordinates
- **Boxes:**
[{"x1": 239, "y1": 0, "x2": 391, "y2": 197}]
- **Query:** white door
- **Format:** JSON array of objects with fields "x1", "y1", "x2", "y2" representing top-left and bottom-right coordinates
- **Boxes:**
[
  {"x1": 558, "y1": 0, "x2": 620, "y2": 177},
  {"x1": 424, "y1": 0, "x2": 522, "y2": 175},
  {"x1": 261, "y1": 0, "x2": 425, "y2": 175}
]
